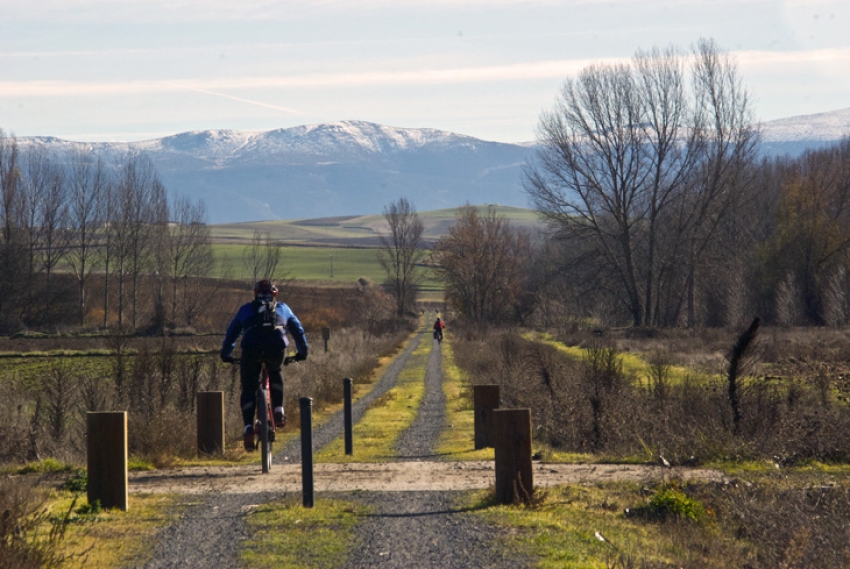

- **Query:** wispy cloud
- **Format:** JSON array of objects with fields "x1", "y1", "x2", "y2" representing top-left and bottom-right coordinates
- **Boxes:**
[
  {"x1": 0, "y1": 59, "x2": 615, "y2": 98},
  {"x1": 2, "y1": 46, "x2": 848, "y2": 100}
]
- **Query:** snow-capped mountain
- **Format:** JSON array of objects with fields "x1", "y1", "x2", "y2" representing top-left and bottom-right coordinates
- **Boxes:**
[
  {"x1": 760, "y1": 107, "x2": 850, "y2": 156},
  {"x1": 16, "y1": 111, "x2": 850, "y2": 223},
  {"x1": 20, "y1": 121, "x2": 533, "y2": 223}
]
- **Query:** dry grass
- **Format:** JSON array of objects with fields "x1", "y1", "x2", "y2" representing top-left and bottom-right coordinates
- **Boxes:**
[{"x1": 451, "y1": 326, "x2": 850, "y2": 465}]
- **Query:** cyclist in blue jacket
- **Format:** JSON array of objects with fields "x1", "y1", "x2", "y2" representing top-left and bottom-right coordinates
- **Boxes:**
[{"x1": 221, "y1": 280, "x2": 308, "y2": 451}]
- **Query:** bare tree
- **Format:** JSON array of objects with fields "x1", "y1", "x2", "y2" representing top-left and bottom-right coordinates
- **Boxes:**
[
  {"x1": 34, "y1": 160, "x2": 69, "y2": 301},
  {"x1": 98, "y1": 177, "x2": 118, "y2": 328},
  {"x1": 168, "y1": 196, "x2": 213, "y2": 327},
  {"x1": 66, "y1": 150, "x2": 106, "y2": 326},
  {"x1": 378, "y1": 197, "x2": 426, "y2": 316},
  {"x1": 242, "y1": 229, "x2": 283, "y2": 284},
  {"x1": 112, "y1": 153, "x2": 162, "y2": 330},
  {"x1": 525, "y1": 39, "x2": 757, "y2": 327},
  {"x1": 677, "y1": 38, "x2": 760, "y2": 326},
  {"x1": 0, "y1": 130, "x2": 23, "y2": 327},
  {"x1": 432, "y1": 205, "x2": 531, "y2": 324}
]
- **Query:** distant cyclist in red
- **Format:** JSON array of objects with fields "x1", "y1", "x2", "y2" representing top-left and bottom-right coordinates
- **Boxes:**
[{"x1": 433, "y1": 316, "x2": 445, "y2": 342}]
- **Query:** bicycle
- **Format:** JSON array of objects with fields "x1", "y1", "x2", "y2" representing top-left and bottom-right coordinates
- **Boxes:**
[
  {"x1": 433, "y1": 329, "x2": 443, "y2": 344},
  {"x1": 227, "y1": 354, "x2": 300, "y2": 473},
  {"x1": 227, "y1": 357, "x2": 276, "y2": 473}
]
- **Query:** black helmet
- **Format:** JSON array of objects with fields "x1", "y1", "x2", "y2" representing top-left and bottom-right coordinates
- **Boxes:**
[{"x1": 254, "y1": 280, "x2": 278, "y2": 298}]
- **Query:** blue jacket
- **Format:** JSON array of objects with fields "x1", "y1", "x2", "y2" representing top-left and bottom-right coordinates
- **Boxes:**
[{"x1": 221, "y1": 301, "x2": 308, "y2": 358}]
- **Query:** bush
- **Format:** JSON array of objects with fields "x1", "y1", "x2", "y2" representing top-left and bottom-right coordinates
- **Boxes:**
[{"x1": 628, "y1": 483, "x2": 710, "y2": 523}]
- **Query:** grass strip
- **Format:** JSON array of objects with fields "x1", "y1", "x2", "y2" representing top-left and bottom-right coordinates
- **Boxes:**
[
  {"x1": 435, "y1": 339, "x2": 494, "y2": 461},
  {"x1": 525, "y1": 331, "x2": 699, "y2": 386},
  {"x1": 242, "y1": 497, "x2": 369, "y2": 569},
  {"x1": 314, "y1": 335, "x2": 431, "y2": 463}
]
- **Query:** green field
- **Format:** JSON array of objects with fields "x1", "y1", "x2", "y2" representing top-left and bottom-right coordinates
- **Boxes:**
[
  {"x1": 210, "y1": 205, "x2": 543, "y2": 246},
  {"x1": 213, "y1": 243, "x2": 442, "y2": 292},
  {"x1": 209, "y1": 205, "x2": 540, "y2": 292}
]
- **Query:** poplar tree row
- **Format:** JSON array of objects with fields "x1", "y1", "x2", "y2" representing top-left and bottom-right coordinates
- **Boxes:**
[{"x1": 0, "y1": 131, "x2": 212, "y2": 333}]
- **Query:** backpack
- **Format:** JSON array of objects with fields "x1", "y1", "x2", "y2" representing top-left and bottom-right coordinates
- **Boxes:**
[{"x1": 250, "y1": 297, "x2": 280, "y2": 335}]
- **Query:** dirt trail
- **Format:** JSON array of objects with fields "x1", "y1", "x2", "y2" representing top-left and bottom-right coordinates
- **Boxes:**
[
  {"x1": 140, "y1": 327, "x2": 426, "y2": 569},
  {"x1": 136, "y1": 326, "x2": 725, "y2": 568}
]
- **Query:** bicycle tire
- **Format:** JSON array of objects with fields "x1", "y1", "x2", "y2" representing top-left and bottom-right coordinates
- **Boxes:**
[{"x1": 258, "y1": 387, "x2": 272, "y2": 473}]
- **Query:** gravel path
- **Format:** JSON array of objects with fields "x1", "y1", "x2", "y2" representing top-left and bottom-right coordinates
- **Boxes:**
[
  {"x1": 338, "y1": 491, "x2": 525, "y2": 569},
  {"x1": 140, "y1": 328, "x2": 426, "y2": 569},
  {"x1": 340, "y1": 335, "x2": 534, "y2": 569}
]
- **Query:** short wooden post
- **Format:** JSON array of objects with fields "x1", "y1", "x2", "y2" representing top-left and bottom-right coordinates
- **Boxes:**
[
  {"x1": 87, "y1": 411, "x2": 128, "y2": 511},
  {"x1": 474, "y1": 384, "x2": 500, "y2": 449},
  {"x1": 493, "y1": 408, "x2": 534, "y2": 505},
  {"x1": 322, "y1": 327, "x2": 331, "y2": 353},
  {"x1": 197, "y1": 391, "x2": 225, "y2": 456}
]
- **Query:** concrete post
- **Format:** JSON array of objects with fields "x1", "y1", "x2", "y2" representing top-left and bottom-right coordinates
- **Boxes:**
[
  {"x1": 86, "y1": 411, "x2": 128, "y2": 511},
  {"x1": 493, "y1": 408, "x2": 534, "y2": 505},
  {"x1": 197, "y1": 391, "x2": 225, "y2": 456},
  {"x1": 474, "y1": 384, "x2": 500, "y2": 449}
]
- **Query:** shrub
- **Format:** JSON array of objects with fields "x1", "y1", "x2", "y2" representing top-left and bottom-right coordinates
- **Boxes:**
[{"x1": 628, "y1": 483, "x2": 709, "y2": 523}]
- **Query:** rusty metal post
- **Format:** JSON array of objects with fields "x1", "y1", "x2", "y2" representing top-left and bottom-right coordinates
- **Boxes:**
[
  {"x1": 87, "y1": 411, "x2": 128, "y2": 511},
  {"x1": 300, "y1": 397, "x2": 314, "y2": 508},
  {"x1": 196, "y1": 391, "x2": 225, "y2": 456},
  {"x1": 344, "y1": 378, "x2": 353, "y2": 455},
  {"x1": 474, "y1": 384, "x2": 500, "y2": 449},
  {"x1": 493, "y1": 408, "x2": 534, "y2": 505}
]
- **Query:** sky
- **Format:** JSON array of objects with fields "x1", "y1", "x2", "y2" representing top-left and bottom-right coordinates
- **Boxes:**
[{"x1": 0, "y1": 0, "x2": 848, "y2": 143}]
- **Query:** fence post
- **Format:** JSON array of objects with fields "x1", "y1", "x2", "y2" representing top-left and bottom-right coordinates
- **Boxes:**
[
  {"x1": 322, "y1": 327, "x2": 331, "y2": 353},
  {"x1": 196, "y1": 391, "x2": 225, "y2": 456},
  {"x1": 300, "y1": 397, "x2": 314, "y2": 508},
  {"x1": 343, "y1": 378, "x2": 353, "y2": 455},
  {"x1": 493, "y1": 408, "x2": 534, "y2": 505},
  {"x1": 474, "y1": 384, "x2": 500, "y2": 449},
  {"x1": 87, "y1": 411, "x2": 128, "y2": 511}
]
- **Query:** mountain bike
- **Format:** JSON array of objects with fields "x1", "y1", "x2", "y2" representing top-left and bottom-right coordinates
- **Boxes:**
[
  {"x1": 228, "y1": 358, "x2": 275, "y2": 473},
  {"x1": 433, "y1": 329, "x2": 443, "y2": 344},
  {"x1": 227, "y1": 354, "x2": 301, "y2": 473}
]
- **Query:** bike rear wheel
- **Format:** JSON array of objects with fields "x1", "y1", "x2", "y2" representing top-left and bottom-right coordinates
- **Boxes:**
[{"x1": 258, "y1": 387, "x2": 273, "y2": 473}]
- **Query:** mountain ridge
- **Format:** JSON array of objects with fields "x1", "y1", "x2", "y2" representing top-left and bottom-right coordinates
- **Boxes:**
[{"x1": 15, "y1": 111, "x2": 850, "y2": 223}]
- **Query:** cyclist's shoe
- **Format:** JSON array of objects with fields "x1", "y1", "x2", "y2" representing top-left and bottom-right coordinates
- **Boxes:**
[
  {"x1": 243, "y1": 425, "x2": 255, "y2": 452},
  {"x1": 274, "y1": 411, "x2": 286, "y2": 428}
]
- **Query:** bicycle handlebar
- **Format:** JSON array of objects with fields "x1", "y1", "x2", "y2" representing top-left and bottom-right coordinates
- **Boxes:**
[{"x1": 222, "y1": 355, "x2": 303, "y2": 366}]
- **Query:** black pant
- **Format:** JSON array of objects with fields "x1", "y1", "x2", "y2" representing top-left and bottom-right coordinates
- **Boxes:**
[{"x1": 240, "y1": 348, "x2": 284, "y2": 427}]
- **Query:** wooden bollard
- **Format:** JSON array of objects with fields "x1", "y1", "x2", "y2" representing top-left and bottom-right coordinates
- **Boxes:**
[
  {"x1": 493, "y1": 408, "x2": 534, "y2": 505},
  {"x1": 87, "y1": 412, "x2": 128, "y2": 511},
  {"x1": 474, "y1": 384, "x2": 500, "y2": 449},
  {"x1": 322, "y1": 327, "x2": 331, "y2": 353},
  {"x1": 197, "y1": 391, "x2": 225, "y2": 456}
]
